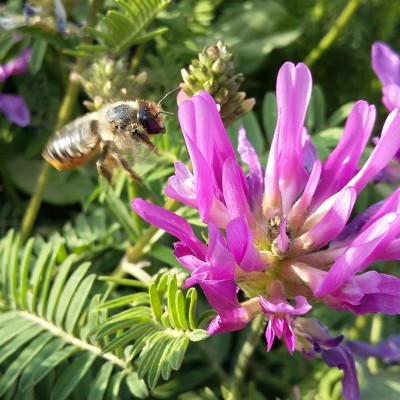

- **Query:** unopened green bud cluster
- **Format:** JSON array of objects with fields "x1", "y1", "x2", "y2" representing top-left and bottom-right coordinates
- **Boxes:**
[
  {"x1": 79, "y1": 57, "x2": 147, "y2": 110},
  {"x1": 181, "y1": 40, "x2": 255, "y2": 127}
]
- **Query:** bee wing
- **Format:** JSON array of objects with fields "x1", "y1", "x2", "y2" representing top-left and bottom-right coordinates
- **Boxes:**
[{"x1": 43, "y1": 112, "x2": 102, "y2": 170}]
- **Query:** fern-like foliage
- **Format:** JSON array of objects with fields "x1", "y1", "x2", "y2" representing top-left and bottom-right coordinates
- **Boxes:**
[
  {"x1": 96, "y1": 271, "x2": 209, "y2": 389},
  {"x1": 50, "y1": 205, "x2": 124, "y2": 256},
  {"x1": 71, "y1": 0, "x2": 172, "y2": 57},
  {"x1": 0, "y1": 230, "x2": 209, "y2": 399}
]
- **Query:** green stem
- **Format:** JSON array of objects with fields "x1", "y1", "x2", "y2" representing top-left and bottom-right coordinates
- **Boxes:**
[
  {"x1": 113, "y1": 198, "x2": 178, "y2": 278},
  {"x1": 198, "y1": 341, "x2": 231, "y2": 384},
  {"x1": 368, "y1": 314, "x2": 383, "y2": 374},
  {"x1": 226, "y1": 314, "x2": 266, "y2": 399},
  {"x1": 0, "y1": 142, "x2": 22, "y2": 212},
  {"x1": 303, "y1": 0, "x2": 360, "y2": 67},
  {"x1": 348, "y1": 315, "x2": 368, "y2": 340},
  {"x1": 19, "y1": 0, "x2": 104, "y2": 244},
  {"x1": 20, "y1": 68, "x2": 83, "y2": 244}
]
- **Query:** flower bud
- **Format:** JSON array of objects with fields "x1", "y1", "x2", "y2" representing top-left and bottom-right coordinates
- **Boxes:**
[{"x1": 180, "y1": 40, "x2": 255, "y2": 127}]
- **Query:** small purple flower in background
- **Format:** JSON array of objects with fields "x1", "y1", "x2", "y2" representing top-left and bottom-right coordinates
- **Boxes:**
[
  {"x1": 0, "y1": 47, "x2": 31, "y2": 127},
  {"x1": 371, "y1": 42, "x2": 400, "y2": 183},
  {"x1": 372, "y1": 42, "x2": 400, "y2": 112},
  {"x1": 348, "y1": 335, "x2": 400, "y2": 365},
  {"x1": 132, "y1": 62, "x2": 400, "y2": 400}
]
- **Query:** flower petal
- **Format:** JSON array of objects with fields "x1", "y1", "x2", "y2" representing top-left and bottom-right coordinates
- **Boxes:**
[
  {"x1": 311, "y1": 101, "x2": 375, "y2": 209},
  {"x1": 238, "y1": 127, "x2": 264, "y2": 216},
  {"x1": 0, "y1": 94, "x2": 30, "y2": 126},
  {"x1": 372, "y1": 42, "x2": 400, "y2": 86},
  {"x1": 0, "y1": 47, "x2": 31, "y2": 82},
  {"x1": 347, "y1": 107, "x2": 400, "y2": 194},
  {"x1": 131, "y1": 198, "x2": 207, "y2": 258},
  {"x1": 226, "y1": 216, "x2": 264, "y2": 272},
  {"x1": 315, "y1": 212, "x2": 400, "y2": 297},
  {"x1": 264, "y1": 62, "x2": 312, "y2": 215}
]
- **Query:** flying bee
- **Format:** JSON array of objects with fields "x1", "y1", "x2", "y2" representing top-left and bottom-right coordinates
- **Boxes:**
[{"x1": 42, "y1": 90, "x2": 177, "y2": 183}]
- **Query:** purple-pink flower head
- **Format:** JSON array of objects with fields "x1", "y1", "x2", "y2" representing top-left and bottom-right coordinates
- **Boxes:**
[{"x1": 132, "y1": 62, "x2": 400, "y2": 400}]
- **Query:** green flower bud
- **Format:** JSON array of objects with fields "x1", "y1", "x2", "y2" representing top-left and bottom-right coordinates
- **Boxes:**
[
  {"x1": 79, "y1": 57, "x2": 148, "y2": 108},
  {"x1": 180, "y1": 40, "x2": 254, "y2": 127}
]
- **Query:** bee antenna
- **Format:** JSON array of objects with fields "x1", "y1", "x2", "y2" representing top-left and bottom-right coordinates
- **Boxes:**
[
  {"x1": 157, "y1": 110, "x2": 174, "y2": 116},
  {"x1": 157, "y1": 87, "x2": 180, "y2": 106}
]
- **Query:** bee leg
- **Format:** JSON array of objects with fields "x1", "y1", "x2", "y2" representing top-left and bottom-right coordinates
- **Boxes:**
[
  {"x1": 134, "y1": 133, "x2": 159, "y2": 155},
  {"x1": 115, "y1": 152, "x2": 143, "y2": 185},
  {"x1": 97, "y1": 142, "x2": 114, "y2": 182}
]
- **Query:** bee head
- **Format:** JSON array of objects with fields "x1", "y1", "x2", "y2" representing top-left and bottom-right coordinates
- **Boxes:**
[{"x1": 137, "y1": 101, "x2": 166, "y2": 134}]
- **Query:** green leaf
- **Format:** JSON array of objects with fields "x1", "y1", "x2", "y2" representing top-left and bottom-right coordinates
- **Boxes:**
[
  {"x1": 167, "y1": 275, "x2": 180, "y2": 329},
  {"x1": 125, "y1": 372, "x2": 149, "y2": 399},
  {"x1": 37, "y1": 240, "x2": 62, "y2": 317},
  {"x1": 212, "y1": 0, "x2": 302, "y2": 75},
  {"x1": 98, "y1": 276, "x2": 148, "y2": 289},
  {"x1": 1, "y1": 230, "x2": 15, "y2": 304},
  {"x1": 186, "y1": 287, "x2": 198, "y2": 330},
  {"x1": 71, "y1": 0, "x2": 172, "y2": 57},
  {"x1": 160, "y1": 337, "x2": 179, "y2": 380},
  {"x1": 54, "y1": 262, "x2": 91, "y2": 328},
  {"x1": 65, "y1": 274, "x2": 96, "y2": 333},
  {"x1": 7, "y1": 230, "x2": 20, "y2": 309},
  {"x1": 0, "y1": 332, "x2": 53, "y2": 397},
  {"x1": 142, "y1": 334, "x2": 170, "y2": 388},
  {"x1": 312, "y1": 127, "x2": 344, "y2": 160},
  {"x1": 104, "y1": 371, "x2": 124, "y2": 400},
  {"x1": 228, "y1": 110, "x2": 265, "y2": 156},
  {"x1": 327, "y1": 102, "x2": 355, "y2": 127},
  {"x1": 170, "y1": 336, "x2": 189, "y2": 370},
  {"x1": 45, "y1": 254, "x2": 76, "y2": 322},
  {"x1": 50, "y1": 352, "x2": 97, "y2": 400},
  {"x1": 101, "y1": 324, "x2": 154, "y2": 354},
  {"x1": 262, "y1": 91, "x2": 277, "y2": 145},
  {"x1": 149, "y1": 244, "x2": 182, "y2": 268},
  {"x1": 306, "y1": 84, "x2": 326, "y2": 132},
  {"x1": 19, "y1": 337, "x2": 65, "y2": 392},
  {"x1": 30, "y1": 39, "x2": 47, "y2": 74},
  {"x1": 28, "y1": 241, "x2": 54, "y2": 313},
  {"x1": 19, "y1": 238, "x2": 35, "y2": 310},
  {"x1": 6, "y1": 157, "x2": 97, "y2": 205},
  {"x1": 0, "y1": 323, "x2": 44, "y2": 365},
  {"x1": 189, "y1": 329, "x2": 209, "y2": 342},
  {"x1": 87, "y1": 362, "x2": 114, "y2": 400},
  {"x1": 100, "y1": 180, "x2": 139, "y2": 240},
  {"x1": 149, "y1": 282, "x2": 163, "y2": 321},
  {"x1": 175, "y1": 289, "x2": 189, "y2": 330},
  {"x1": 21, "y1": 344, "x2": 78, "y2": 390},
  {"x1": 97, "y1": 292, "x2": 149, "y2": 310}
]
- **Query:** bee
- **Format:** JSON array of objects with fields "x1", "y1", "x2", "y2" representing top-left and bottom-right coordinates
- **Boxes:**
[{"x1": 42, "y1": 90, "x2": 177, "y2": 183}]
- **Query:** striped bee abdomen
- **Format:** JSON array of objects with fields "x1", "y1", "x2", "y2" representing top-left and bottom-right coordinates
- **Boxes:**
[{"x1": 42, "y1": 114, "x2": 101, "y2": 170}]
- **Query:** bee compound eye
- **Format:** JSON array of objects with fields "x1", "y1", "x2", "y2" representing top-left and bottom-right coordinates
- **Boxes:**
[{"x1": 138, "y1": 104, "x2": 164, "y2": 134}]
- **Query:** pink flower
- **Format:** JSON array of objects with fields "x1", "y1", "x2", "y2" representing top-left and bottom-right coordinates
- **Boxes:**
[
  {"x1": 132, "y1": 62, "x2": 400, "y2": 400},
  {"x1": 260, "y1": 281, "x2": 311, "y2": 353}
]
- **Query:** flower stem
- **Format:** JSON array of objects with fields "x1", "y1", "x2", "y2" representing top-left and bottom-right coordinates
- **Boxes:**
[
  {"x1": 113, "y1": 198, "x2": 178, "y2": 278},
  {"x1": 226, "y1": 313, "x2": 266, "y2": 399},
  {"x1": 368, "y1": 313, "x2": 383, "y2": 374},
  {"x1": 304, "y1": 0, "x2": 360, "y2": 67},
  {"x1": 19, "y1": 0, "x2": 104, "y2": 244}
]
